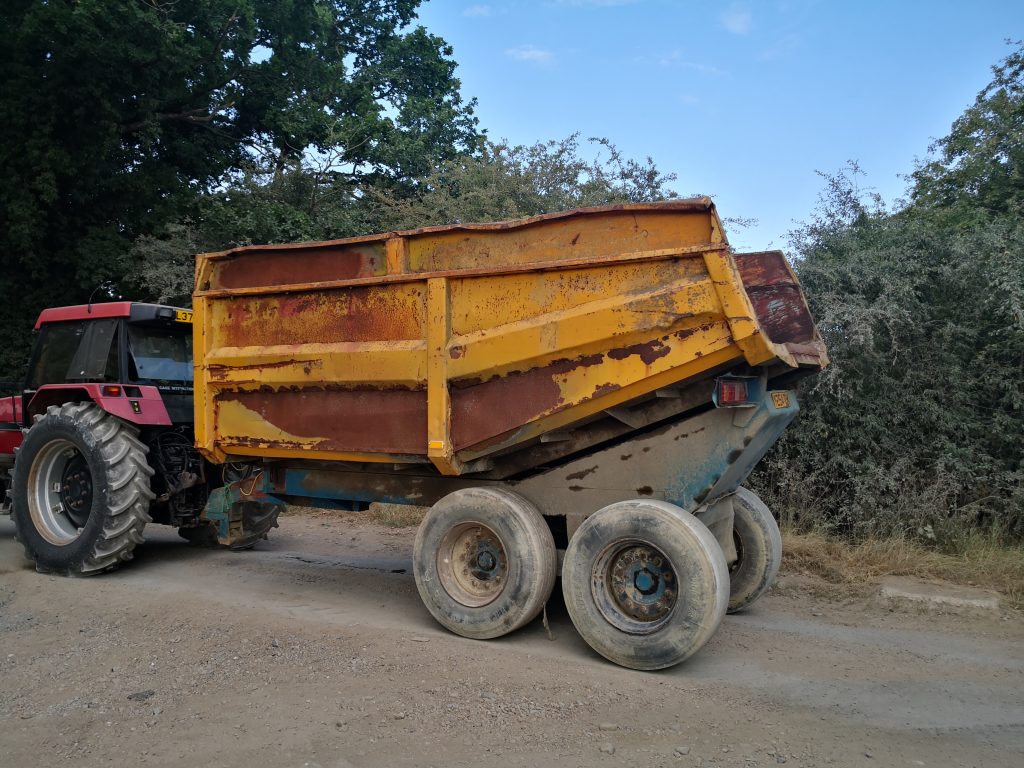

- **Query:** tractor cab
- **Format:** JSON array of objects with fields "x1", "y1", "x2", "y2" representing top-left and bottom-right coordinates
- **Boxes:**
[{"x1": 25, "y1": 302, "x2": 194, "y2": 423}]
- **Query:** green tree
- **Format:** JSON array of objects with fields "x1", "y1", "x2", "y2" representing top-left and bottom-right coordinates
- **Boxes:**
[
  {"x1": 0, "y1": 0, "x2": 477, "y2": 377},
  {"x1": 751, "y1": 44, "x2": 1024, "y2": 546},
  {"x1": 911, "y1": 40, "x2": 1024, "y2": 218},
  {"x1": 133, "y1": 133, "x2": 682, "y2": 303},
  {"x1": 363, "y1": 134, "x2": 680, "y2": 231}
]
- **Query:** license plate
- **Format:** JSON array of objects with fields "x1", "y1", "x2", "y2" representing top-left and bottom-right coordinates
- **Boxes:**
[
  {"x1": 771, "y1": 391, "x2": 791, "y2": 409},
  {"x1": 175, "y1": 310, "x2": 194, "y2": 323}
]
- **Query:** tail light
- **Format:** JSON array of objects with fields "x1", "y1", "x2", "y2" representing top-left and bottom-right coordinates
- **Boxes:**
[
  {"x1": 102, "y1": 385, "x2": 122, "y2": 397},
  {"x1": 714, "y1": 377, "x2": 756, "y2": 408}
]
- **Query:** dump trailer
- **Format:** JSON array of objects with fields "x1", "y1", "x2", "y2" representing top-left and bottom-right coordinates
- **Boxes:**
[{"x1": 191, "y1": 198, "x2": 827, "y2": 670}]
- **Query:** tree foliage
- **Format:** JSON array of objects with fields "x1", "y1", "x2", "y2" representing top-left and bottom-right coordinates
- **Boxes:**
[
  {"x1": 0, "y1": 0, "x2": 476, "y2": 376},
  {"x1": 133, "y1": 134, "x2": 680, "y2": 303},
  {"x1": 911, "y1": 40, "x2": 1024, "y2": 219},
  {"x1": 751, "y1": 44, "x2": 1024, "y2": 546}
]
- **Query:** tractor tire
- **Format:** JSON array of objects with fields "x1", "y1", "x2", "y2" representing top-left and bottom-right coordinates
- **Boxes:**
[
  {"x1": 414, "y1": 487, "x2": 557, "y2": 640},
  {"x1": 11, "y1": 402, "x2": 154, "y2": 576},
  {"x1": 726, "y1": 487, "x2": 783, "y2": 613},
  {"x1": 562, "y1": 499, "x2": 728, "y2": 671}
]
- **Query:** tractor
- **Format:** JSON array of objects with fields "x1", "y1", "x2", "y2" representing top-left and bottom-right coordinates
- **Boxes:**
[{"x1": 0, "y1": 302, "x2": 278, "y2": 575}]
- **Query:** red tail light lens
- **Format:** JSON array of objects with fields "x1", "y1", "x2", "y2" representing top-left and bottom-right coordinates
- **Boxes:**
[
  {"x1": 717, "y1": 379, "x2": 748, "y2": 405},
  {"x1": 715, "y1": 377, "x2": 759, "y2": 408},
  {"x1": 102, "y1": 385, "x2": 122, "y2": 397}
]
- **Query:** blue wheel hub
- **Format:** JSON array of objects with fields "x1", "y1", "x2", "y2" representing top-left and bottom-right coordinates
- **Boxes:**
[{"x1": 608, "y1": 545, "x2": 677, "y2": 622}]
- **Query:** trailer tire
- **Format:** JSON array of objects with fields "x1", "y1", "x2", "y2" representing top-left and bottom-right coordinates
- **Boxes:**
[
  {"x1": 413, "y1": 487, "x2": 557, "y2": 640},
  {"x1": 727, "y1": 487, "x2": 782, "y2": 613},
  {"x1": 11, "y1": 402, "x2": 154, "y2": 576},
  {"x1": 562, "y1": 499, "x2": 728, "y2": 671}
]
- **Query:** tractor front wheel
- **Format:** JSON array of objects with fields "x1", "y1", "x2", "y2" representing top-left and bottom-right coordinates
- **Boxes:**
[{"x1": 11, "y1": 402, "x2": 154, "y2": 575}]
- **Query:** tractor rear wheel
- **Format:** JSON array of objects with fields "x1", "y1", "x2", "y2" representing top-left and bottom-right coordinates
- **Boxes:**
[{"x1": 11, "y1": 402, "x2": 153, "y2": 575}]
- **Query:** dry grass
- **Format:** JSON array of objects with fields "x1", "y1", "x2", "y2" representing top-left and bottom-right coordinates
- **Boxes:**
[
  {"x1": 367, "y1": 503, "x2": 429, "y2": 528},
  {"x1": 782, "y1": 528, "x2": 1024, "y2": 610}
]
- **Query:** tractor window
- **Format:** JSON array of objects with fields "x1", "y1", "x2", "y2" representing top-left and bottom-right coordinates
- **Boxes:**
[
  {"x1": 126, "y1": 325, "x2": 193, "y2": 384},
  {"x1": 28, "y1": 321, "x2": 86, "y2": 388},
  {"x1": 66, "y1": 318, "x2": 119, "y2": 382}
]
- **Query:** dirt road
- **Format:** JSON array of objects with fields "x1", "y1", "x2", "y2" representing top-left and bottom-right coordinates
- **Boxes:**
[{"x1": 2, "y1": 510, "x2": 1022, "y2": 768}]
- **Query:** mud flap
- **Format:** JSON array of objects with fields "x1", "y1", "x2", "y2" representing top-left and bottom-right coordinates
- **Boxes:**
[
  {"x1": 182, "y1": 482, "x2": 285, "y2": 550},
  {"x1": 695, "y1": 495, "x2": 738, "y2": 566}
]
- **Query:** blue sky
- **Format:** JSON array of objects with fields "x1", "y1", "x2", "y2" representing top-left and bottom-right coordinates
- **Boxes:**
[{"x1": 415, "y1": 0, "x2": 1023, "y2": 252}]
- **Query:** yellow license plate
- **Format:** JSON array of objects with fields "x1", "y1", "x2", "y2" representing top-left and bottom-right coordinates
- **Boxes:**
[
  {"x1": 771, "y1": 391, "x2": 791, "y2": 409},
  {"x1": 175, "y1": 309, "x2": 194, "y2": 323}
]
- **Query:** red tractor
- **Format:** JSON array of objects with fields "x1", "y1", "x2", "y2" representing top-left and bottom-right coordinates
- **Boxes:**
[{"x1": 0, "y1": 302, "x2": 279, "y2": 575}]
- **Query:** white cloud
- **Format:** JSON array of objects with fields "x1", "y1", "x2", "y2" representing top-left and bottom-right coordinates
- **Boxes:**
[
  {"x1": 656, "y1": 50, "x2": 725, "y2": 74},
  {"x1": 505, "y1": 45, "x2": 554, "y2": 64},
  {"x1": 720, "y1": 5, "x2": 753, "y2": 35},
  {"x1": 463, "y1": 4, "x2": 495, "y2": 16}
]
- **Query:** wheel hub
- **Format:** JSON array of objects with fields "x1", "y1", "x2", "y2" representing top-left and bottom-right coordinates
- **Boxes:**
[
  {"x1": 608, "y1": 545, "x2": 676, "y2": 621},
  {"x1": 27, "y1": 438, "x2": 94, "y2": 545},
  {"x1": 60, "y1": 454, "x2": 93, "y2": 528},
  {"x1": 437, "y1": 522, "x2": 509, "y2": 608},
  {"x1": 593, "y1": 540, "x2": 678, "y2": 634}
]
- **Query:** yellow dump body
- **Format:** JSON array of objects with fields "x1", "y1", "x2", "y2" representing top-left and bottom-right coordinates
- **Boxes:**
[{"x1": 193, "y1": 199, "x2": 826, "y2": 476}]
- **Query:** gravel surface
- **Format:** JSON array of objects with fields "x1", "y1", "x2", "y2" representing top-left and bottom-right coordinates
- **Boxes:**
[{"x1": 1, "y1": 510, "x2": 1022, "y2": 767}]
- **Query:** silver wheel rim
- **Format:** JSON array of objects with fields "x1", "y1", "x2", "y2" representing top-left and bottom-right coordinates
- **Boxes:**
[
  {"x1": 27, "y1": 438, "x2": 93, "y2": 546},
  {"x1": 592, "y1": 539, "x2": 678, "y2": 635},
  {"x1": 436, "y1": 521, "x2": 508, "y2": 607}
]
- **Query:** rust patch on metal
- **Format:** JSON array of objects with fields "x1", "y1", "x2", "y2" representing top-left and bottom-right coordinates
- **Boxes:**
[
  {"x1": 452, "y1": 353, "x2": 604, "y2": 389},
  {"x1": 450, "y1": 353, "x2": 610, "y2": 450},
  {"x1": 607, "y1": 339, "x2": 671, "y2": 365},
  {"x1": 218, "y1": 389, "x2": 427, "y2": 454},
  {"x1": 214, "y1": 246, "x2": 385, "y2": 289},
  {"x1": 214, "y1": 285, "x2": 425, "y2": 347},
  {"x1": 592, "y1": 382, "x2": 620, "y2": 398},
  {"x1": 451, "y1": 367, "x2": 562, "y2": 451},
  {"x1": 734, "y1": 251, "x2": 816, "y2": 344},
  {"x1": 565, "y1": 465, "x2": 599, "y2": 481},
  {"x1": 449, "y1": 345, "x2": 465, "y2": 359}
]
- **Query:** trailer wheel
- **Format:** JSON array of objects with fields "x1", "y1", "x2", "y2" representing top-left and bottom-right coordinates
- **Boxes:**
[
  {"x1": 11, "y1": 403, "x2": 154, "y2": 575},
  {"x1": 726, "y1": 487, "x2": 782, "y2": 613},
  {"x1": 562, "y1": 499, "x2": 728, "y2": 670},
  {"x1": 413, "y1": 487, "x2": 556, "y2": 640}
]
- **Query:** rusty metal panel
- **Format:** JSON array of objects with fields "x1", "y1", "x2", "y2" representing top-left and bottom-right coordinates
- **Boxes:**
[
  {"x1": 192, "y1": 199, "x2": 826, "y2": 472},
  {"x1": 215, "y1": 389, "x2": 427, "y2": 456}
]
